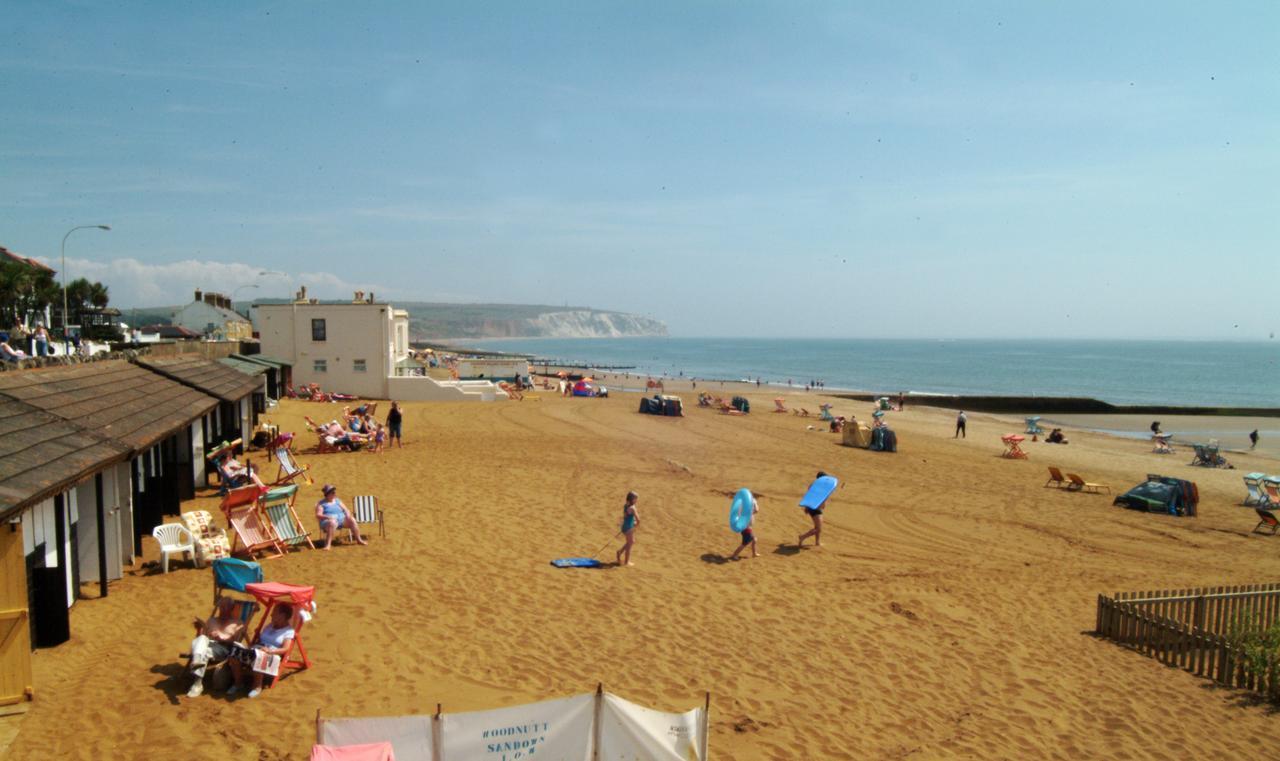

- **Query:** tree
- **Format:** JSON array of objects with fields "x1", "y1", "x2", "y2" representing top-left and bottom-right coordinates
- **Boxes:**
[{"x1": 0, "y1": 261, "x2": 58, "y2": 328}]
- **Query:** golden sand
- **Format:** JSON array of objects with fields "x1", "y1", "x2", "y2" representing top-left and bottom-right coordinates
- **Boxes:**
[{"x1": 5, "y1": 393, "x2": 1280, "y2": 760}]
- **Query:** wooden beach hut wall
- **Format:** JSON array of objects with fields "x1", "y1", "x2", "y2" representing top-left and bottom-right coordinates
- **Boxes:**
[
  {"x1": 0, "y1": 360, "x2": 219, "y2": 557},
  {"x1": 231, "y1": 353, "x2": 292, "y2": 402},
  {"x1": 0, "y1": 397, "x2": 130, "y2": 692},
  {"x1": 134, "y1": 356, "x2": 265, "y2": 486}
]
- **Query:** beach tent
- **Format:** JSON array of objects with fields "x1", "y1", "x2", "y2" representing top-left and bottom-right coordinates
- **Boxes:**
[
  {"x1": 1113, "y1": 474, "x2": 1199, "y2": 517},
  {"x1": 572, "y1": 379, "x2": 598, "y2": 397},
  {"x1": 639, "y1": 395, "x2": 683, "y2": 416},
  {"x1": 731, "y1": 396, "x2": 749, "y2": 414},
  {"x1": 842, "y1": 422, "x2": 872, "y2": 448},
  {"x1": 869, "y1": 426, "x2": 898, "y2": 452}
]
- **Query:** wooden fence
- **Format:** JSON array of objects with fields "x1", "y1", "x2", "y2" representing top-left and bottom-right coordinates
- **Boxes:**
[{"x1": 1096, "y1": 584, "x2": 1280, "y2": 698}]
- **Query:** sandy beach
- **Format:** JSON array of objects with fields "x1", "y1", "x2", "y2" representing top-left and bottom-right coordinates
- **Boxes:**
[{"x1": 5, "y1": 391, "x2": 1280, "y2": 760}]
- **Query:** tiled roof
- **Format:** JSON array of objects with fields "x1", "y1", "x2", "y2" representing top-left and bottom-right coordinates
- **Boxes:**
[
  {"x1": 0, "y1": 360, "x2": 217, "y2": 454},
  {"x1": 0, "y1": 397, "x2": 131, "y2": 520},
  {"x1": 134, "y1": 355, "x2": 262, "y2": 402}
]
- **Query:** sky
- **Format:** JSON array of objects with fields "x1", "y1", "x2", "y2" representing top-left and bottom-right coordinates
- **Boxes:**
[{"x1": 2, "y1": 2, "x2": 1277, "y2": 339}]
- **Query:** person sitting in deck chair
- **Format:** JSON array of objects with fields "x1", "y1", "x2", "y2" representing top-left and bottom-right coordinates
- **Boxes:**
[
  {"x1": 214, "y1": 451, "x2": 266, "y2": 490},
  {"x1": 314, "y1": 484, "x2": 367, "y2": 549},
  {"x1": 186, "y1": 597, "x2": 248, "y2": 698},
  {"x1": 227, "y1": 603, "x2": 294, "y2": 699}
]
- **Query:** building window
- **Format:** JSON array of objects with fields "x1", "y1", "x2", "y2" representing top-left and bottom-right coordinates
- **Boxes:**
[
  {"x1": 311, "y1": 318, "x2": 326, "y2": 341},
  {"x1": 353, "y1": 359, "x2": 367, "y2": 373},
  {"x1": 314, "y1": 359, "x2": 327, "y2": 373}
]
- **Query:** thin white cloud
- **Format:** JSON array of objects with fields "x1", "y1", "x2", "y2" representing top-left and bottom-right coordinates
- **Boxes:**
[{"x1": 30, "y1": 256, "x2": 398, "y2": 308}]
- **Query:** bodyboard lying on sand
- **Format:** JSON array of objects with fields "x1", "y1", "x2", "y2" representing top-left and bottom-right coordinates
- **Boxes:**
[
  {"x1": 800, "y1": 475, "x2": 839, "y2": 509},
  {"x1": 551, "y1": 557, "x2": 604, "y2": 568},
  {"x1": 729, "y1": 488, "x2": 755, "y2": 531}
]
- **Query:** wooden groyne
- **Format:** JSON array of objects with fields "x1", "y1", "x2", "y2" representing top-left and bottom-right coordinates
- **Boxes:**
[{"x1": 832, "y1": 393, "x2": 1280, "y2": 417}]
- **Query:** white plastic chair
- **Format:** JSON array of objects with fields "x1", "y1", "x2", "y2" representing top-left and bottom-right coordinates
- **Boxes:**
[{"x1": 152, "y1": 523, "x2": 195, "y2": 573}]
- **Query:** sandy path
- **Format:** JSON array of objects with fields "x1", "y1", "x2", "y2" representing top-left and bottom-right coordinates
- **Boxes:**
[{"x1": 4, "y1": 393, "x2": 1279, "y2": 760}]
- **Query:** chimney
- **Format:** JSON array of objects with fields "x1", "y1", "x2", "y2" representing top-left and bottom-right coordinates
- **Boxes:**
[
  {"x1": 368, "y1": 292, "x2": 375, "y2": 303},
  {"x1": 354, "y1": 290, "x2": 364, "y2": 303},
  {"x1": 194, "y1": 289, "x2": 203, "y2": 302},
  {"x1": 295, "y1": 285, "x2": 308, "y2": 302}
]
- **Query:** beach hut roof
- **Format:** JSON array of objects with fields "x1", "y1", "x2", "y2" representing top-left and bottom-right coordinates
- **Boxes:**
[
  {"x1": 231, "y1": 353, "x2": 292, "y2": 369},
  {"x1": 0, "y1": 360, "x2": 218, "y2": 455},
  {"x1": 218, "y1": 357, "x2": 269, "y2": 376},
  {"x1": 0, "y1": 397, "x2": 131, "y2": 521},
  {"x1": 134, "y1": 355, "x2": 262, "y2": 402}
]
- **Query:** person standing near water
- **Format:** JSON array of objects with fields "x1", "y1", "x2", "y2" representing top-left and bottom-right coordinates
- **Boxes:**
[
  {"x1": 1250, "y1": 430, "x2": 1259, "y2": 450},
  {"x1": 955, "y1": 411, "x2": 967, "y2": 438},
  {"x1": 616, "y1": 491, "x2": 639, "y2": 566}
]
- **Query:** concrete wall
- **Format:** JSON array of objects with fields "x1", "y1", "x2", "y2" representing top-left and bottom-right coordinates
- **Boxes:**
[
  {"x1": 255, "y1": 303, "x2": 396, "y2": 399},
  {"x1": 386, "y1": 375, "x2": 501, "y2": 402}
]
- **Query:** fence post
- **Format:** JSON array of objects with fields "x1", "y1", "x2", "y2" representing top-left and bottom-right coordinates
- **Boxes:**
[{"x1": 1193, "y1": 595, "x2": 1206, "y2": 632}]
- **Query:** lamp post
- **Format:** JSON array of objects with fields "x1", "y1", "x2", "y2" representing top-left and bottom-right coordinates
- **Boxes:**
[
  {"x1": 60, "y1": 224, "x2": 111, "y2": 354},
  {"x1": 231, "y1": 283, "x2": 260, "y2": 318}
]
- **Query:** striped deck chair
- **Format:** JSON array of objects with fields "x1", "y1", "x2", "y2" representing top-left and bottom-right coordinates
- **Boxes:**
[
  {"x1": 1243, "y1": 473, "x2": 1266, "y2": 506},
  {"x1": 352, "y1": 495, "x2": 385, "y2": 537},
  {"x1": 226, "y1": 503, "x2": 285, "y2": 560},
  {"x1": 262, "y1": 485, "x2": 314, "y2": 550},
  {"x1": 272, "y1": 446, "x2": 313, "y2": 486},
  {"x1": 1254, "y1": 509, "x2": 1279, "y2": 535}
]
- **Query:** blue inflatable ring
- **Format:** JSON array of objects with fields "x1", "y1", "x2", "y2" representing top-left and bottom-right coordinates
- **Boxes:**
[{"x1": 729, "y1": 488, "x2": 754, "y2": 532}]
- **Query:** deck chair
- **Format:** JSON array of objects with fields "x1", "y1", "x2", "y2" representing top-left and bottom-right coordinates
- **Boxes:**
[
  {"x1": 819, "y1": 404, "x2": 835, "y2": 422},
  {"x1": 1045, "y1": 467, "x2": 1069, "y2": 489},
  {"x1": 212, "y1": 557, "x2": 264, "y2": 604},
  {"x1": 352, "y1": 495, "x2": 385, "y2": 538},
  {"x1": 1001, "y1": 434, "x2": 1028, "y2": 459},
  {"x1": 225, "y1": 497, "x2": 285, "y2": 560},
  {"x1": 262, "y1": 485, "x2": 314, "y2": 550},
  {"x1": 1254, "y1": 509, "x2": 1279, "y2": 535},
  {"x1": 1243, "y1": 473, "x2": 1267, "y2": 506},
  {"x1": 221, "y1": 484, "x2": 263, "y2": 521},
  {"x1": 1262, "y1": 480, "x2": 1280, "y2": 510},
  {"x1": 244, "y1": 582, "x2": 315, "y2": 688},
  {"x1": 1025, "y1": 416, "x2": 1045, "y2": 435},
  {"x1": 1066, "y1": 472, "x2": 1111, "y2": 494},
  {"x1": 272, "y1": 446, "x2": 313, "y2": 486},
  {"x1": 773, "y1": 398, "x2": 788, "y2": 413}
]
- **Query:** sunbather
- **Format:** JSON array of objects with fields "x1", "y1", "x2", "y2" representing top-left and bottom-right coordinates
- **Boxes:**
[
  {"x1": 314, "y1": 484, "x2": 367, "y2": 549},
  {"x1": 214, "y1": 452, "x2": 266, "y2": 489},
  {"x1": 1046, "y1": 428, "x2": 1069, "y2": 444},
  {"x1": 186, "y1": 597, "x2": 247, "y2": 698},
  {"x1": 227, "y1": 603, "x2": 294, "y2": 699}
]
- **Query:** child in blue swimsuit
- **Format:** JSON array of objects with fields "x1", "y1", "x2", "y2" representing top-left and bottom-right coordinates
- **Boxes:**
[{"x1": 616, "y1": 491, "x2": 639, "y2": 566}]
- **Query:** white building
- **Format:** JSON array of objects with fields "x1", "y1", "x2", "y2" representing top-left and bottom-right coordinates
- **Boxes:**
[
  {"x1": 253, "y1": 289, "x2": 498, "y2": 401},
  {"x1": 172, "y1": 290, "x2": 253, "y2": 340}
]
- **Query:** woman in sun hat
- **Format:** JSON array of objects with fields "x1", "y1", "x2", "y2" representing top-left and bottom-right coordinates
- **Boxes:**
[{"x1": 314, "y1": 484, "x2": 367, "y2": 549}]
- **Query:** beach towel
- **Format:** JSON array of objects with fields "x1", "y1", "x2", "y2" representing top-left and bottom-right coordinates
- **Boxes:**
[{"x1": 551, "y1": 557, "x2": 604, "y2": 568}]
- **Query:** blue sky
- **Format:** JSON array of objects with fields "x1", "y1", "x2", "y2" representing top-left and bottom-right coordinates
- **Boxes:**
[{"x1": 2, "y1": 2, "x2": 1277, "y2": 338}]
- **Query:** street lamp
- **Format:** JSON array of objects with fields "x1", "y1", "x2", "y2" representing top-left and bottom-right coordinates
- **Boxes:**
[
  {"x1": 231, "y1": 283, "x2": 260, "y2": 317},
  {"x1": 61, "y1": 224, "x2": 111, "y2": 354}
]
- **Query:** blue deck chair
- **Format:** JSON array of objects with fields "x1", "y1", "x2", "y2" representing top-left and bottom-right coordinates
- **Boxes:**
[
  {"x1": 1244, "y1": 473, "x2": 1267, "y2": 506},
  {"x1": 1025, "y1": 416, "x2": 1044, "y2": 435},
  {"x1": 212, "y1": 557, "x2": 264, "y2": 604}
]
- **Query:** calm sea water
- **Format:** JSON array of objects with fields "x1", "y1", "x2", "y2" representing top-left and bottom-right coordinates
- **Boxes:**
[{"x1": 469, "y1": 338, "x2": 1280, "y2": 408}]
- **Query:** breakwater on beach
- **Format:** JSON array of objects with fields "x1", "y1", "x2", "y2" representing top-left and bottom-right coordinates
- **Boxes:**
[{"x1": 834, "y1": 393, "x2": 1280, "y2": 418}]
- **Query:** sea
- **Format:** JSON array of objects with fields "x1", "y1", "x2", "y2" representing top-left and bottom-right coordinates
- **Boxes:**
[{"x1": 468, "y1": 338, "x2": 1280, "y2": 408}]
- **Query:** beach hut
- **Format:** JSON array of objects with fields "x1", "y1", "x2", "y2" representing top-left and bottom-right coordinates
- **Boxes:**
[
  {"x1": 134, "y1": 355, "x2": 265, "y2": 483},
  {"x1": 0, "y1": 360, "x2": 219, "y2": 558},
  {"x1": 0, "y1": 398, "x2": 131, "y2": 693},
  {"x1": 218, "y1": 356, "x2": 270, "y2": 413},
  {"x1": 230, "y1": 354, "x2": 293, "y2": 400}
]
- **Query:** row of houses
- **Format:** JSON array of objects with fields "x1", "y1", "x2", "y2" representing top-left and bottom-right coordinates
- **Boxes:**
[{"x1": 0, "y1": 353, "x2": 270, "y2": 706}]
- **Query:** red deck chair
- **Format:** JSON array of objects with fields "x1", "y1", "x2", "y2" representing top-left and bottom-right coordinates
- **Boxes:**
[
  {"x1": 1001, "y1": 434, "x2": 1028, "y2": 459},
  {"x1": 244, "y1": 581, "x2": 315, "y2": 687},
  {"x1": 222, "y1": 485, "x2": 285, "y2": 560}
]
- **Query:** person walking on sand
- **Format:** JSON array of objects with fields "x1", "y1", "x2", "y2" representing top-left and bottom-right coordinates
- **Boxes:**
[
  {"x1": 798, "y1": 472, "x2": 829, "y2": 548},
  {"x1": 1250, "y1": 429, "x2": 1259, "y2": 450},
  {"x1": 616, "y1": 491, "x2": 639, "y2": 566},
  {"x1": 955, "y1": 411, "x2": 967, "y2": 438},
  {"x1": 386, "y1": 401, "x2": 403, "y2": 448},
  {"x1": 729, "y1": 494, "x2": 759, "y2": 560},
  {"x1": 314, "y1": 484, "x2": 367, "y2": 549}
]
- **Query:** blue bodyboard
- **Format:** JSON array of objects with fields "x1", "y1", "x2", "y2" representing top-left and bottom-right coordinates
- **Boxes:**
[
  {"x1": 799, "y1": 475, "x2": 838, "y2": 509},
  {"x1": 729, "y1": 488, "x2": 755, "y2": 532},
  {"x1": 551, "y1": 557, "x2": 604, "y2": 568}
]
